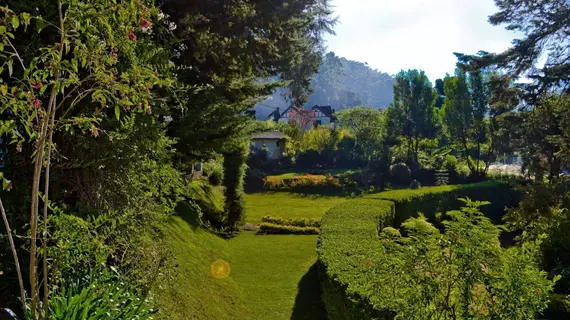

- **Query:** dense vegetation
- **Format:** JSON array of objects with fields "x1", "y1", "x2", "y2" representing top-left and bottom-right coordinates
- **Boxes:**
[{"x1": 1, "y1": 0, "x2": 570, "y2": 319}]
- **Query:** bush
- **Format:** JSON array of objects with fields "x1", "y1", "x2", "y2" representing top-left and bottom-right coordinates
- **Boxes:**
[
  {"x1": 368, "y1": 181, "x2": 520, "y2": 225},
  {"x1": 49, "y1": 279, "x2": 155, "y2": 320},
  {"x1": 264, "y1": 173, "x2": 340, "y2": 190},
  {"x1": 390, "y1": 163, "x2": 411, "y2": 185},
  {"x1": 409, "y1": 179, "x2": 421, "y2": 189},
  {"x1": 261, "y1": 215, "x2": 320, "y2": 227},
  {"x1": 223, "y1": 146, "x2": 248, "y2": 230},
  {"x1": 318, "y1": 182, "x2": 528, "y2": 320},
  {"x1": 244, "y1": 168, "x2": 267, "y2": 192},
  {"x1": 318, "y1": 199, "x2": 395, "y2": 320},
  {"x1": 257, "y1": 223, "x2": 320, "y2": 235},
  {"x1": 203, "y1": 159, "x2": 224, "y2": 186}
]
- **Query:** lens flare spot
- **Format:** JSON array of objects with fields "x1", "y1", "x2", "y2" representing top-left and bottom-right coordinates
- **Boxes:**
[{"x1": 211, "y1": 259, "x2": 230, "y2": 279}]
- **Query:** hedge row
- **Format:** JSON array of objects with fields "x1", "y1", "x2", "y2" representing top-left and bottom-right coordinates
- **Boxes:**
[
  {"x1": 261, "y1": 215, "x2": 320, "y2": 227},
  {"x1": 257, "y1": 222, "x2": 320, "y2": 235},
  {"x1": 366, "y1": 181, "x2": 520, "y2": 225},
  {"x1": 317, "y1": 181, "x2": 518, "y2": 320}
]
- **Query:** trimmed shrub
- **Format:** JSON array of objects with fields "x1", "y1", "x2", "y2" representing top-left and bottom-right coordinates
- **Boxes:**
[
  {"x1": 318, "y1": 199, "x2": 396, "y2": 320},
  {"x1": 367, "y1": 181, "x2": 519, "y2": 226},
  {"x1": 390, "y1": 163, "x2": 411, "y2": 185},
  {"x1": 223, "y1": 145, "x2": 248, "y2": 230},
  {"x1": 261, "y1": 215, "x2": 320, "y2": 227},
  {"x1": 257, "y1": 223, "x2": 319, "y2": 235},
  {"x1": 318, "y1": 181, "x2": 522, "y2": 320},
  {"x1": 264, "y1": 173, "x2": 340, "y2": 190}
]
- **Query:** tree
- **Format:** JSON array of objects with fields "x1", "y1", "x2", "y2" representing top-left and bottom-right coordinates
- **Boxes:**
[
  {"x1": 223, "y1": 144, "x2": 248, "y2": 231},
  {"x1": 456, "y1": 0, "x2": 570, "y2": 99},
  {"x1": 336, "y1": 106, "x2": 385, "y2": 163},
  {"x1": 0, "y1": 1, "x2": 174, "y2": 316},
  {"x1": 161, "y1": 0, "x2": 336, "y2": 159},
  {"x1": 389, "y1": 70, "x2": 438, "y2": 165},
  {"x1": 441, "y1": 71, "x2": 496, "y2": 176}
]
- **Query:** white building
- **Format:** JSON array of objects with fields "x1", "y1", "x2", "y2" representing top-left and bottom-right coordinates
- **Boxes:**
[{"x1": 250, "y1": 131, "x2": 286, "y2": 160}]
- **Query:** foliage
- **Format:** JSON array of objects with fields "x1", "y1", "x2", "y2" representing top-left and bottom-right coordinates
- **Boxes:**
[
  {"x1": 244, "y1": 168, "x2": 267, "y2": 192},
  {"x1": 261, "y1": 215, "x2": 320, "y2": 228},
  {"x1": 318, "y1": 198, "x2": 396, "y2": 320},
  {"x1": 337, "y1": 106, "x2": 385, "y2": 163},
  {"x1": 223, "y1": 145, "x2": 248, "y2": 231},
  {"x1": 383, "y1": 200, "x2": 555, "y2": 319},
  {"x1": 409, "y1": 180, "x2": 421, "y2": 189},
  {"x1": 387, "y1": 70, "x2": 438, "y2": 165},
  {"x1": 49, "y1": 280, "x2": 155, "y2": 320},
  {"x1": 456, "y1": 0, "x2": 570, "y2": 98},
  {"x1": 203, "y1": 159, "x2": 224, "y2": 187},
  {"x1": 164, "y1": 0, "x2": 336, "y2": 159},
  {"x1": 257, "y1": 223, "x2": 319, "y2": 235},
  {"x1": 389, "y1": 163, "x2": 411, "y2": 185},
  {"x1": 263, "y1": 173, "x2": 340, "y2": 190},
  {"x1": 318, "y1": 186, "x2": 552, "y2": 320},
  {"x1": 369, "y1": 181, "x2": 519, "y2": 225}
]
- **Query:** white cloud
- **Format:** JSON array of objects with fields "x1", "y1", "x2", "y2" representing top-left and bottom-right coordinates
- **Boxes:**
[{"x1": 324, "y1": 0, "x2": 521, "y2": 82}]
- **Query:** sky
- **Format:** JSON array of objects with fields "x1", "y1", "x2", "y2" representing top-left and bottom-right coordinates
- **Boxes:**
[{"x1": 323, "y1": 0, "x2": 521, "y2": 82}]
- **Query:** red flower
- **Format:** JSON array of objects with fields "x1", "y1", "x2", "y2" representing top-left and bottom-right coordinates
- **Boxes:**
[
  {"x1": 32, "y1": 98, "x2": 41, "y2": 109},
  {"x1": 33, "y1": 82, "x2": 41, "y2": 90},
  {"x1": 140, "y1": 20, "x2": 150, "y2": 28},
  {"x1": 128, "y1": 30, "x2": 137, "y2": 41},
  {"x1": 12, "y1": 90, "x2": 18, "y2": 98}
]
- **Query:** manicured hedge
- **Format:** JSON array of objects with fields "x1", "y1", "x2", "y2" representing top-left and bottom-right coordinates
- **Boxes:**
[
  {"x1": 317, "y1": 199, "x2": 395, "y2": 319},
  {"x1": 317, "y1": 181, "x2": 518, "y2": 320},
  {"x1": 257, "y1": 222, "x2": 320, "y2": 235},
  {"x1": 366, "y1": 181, "x2": 520, "y2": 225},
  {"x1": 261, "y1": 215, "x2": 320, "y2": 227}
]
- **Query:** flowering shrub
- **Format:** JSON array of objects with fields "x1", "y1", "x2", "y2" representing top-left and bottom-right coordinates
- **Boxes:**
[{"x1": 263, "y1": 173, "x2": 340, "y2": 190}]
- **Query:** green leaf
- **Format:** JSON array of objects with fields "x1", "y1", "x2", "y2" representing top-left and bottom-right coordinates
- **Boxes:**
[
  {"x1": 0, "y1": 43, "x2": 3, "y2": 52},
  {"x1": 36, "y1": 18, "x2": 45, "y2": 33},
  {"x1": 11, "y1": 15, "x2": 19, "y2": 29},
  {"x1": 115, "y1": 105, "x2": 120, "y2": 120},
  {"x1": 0, "y1": 26, "x2": 5, "y2": 34},
  {"x1": 7, "y1": 60, "x2": 12, "y2": 76}
]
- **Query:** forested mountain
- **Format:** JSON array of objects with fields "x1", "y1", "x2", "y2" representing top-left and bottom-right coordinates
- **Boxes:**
[{"x1": 256, "y1": 52, "x2": 395, "y2": 119}]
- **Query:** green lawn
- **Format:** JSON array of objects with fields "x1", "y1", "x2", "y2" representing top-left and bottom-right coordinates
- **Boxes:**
[
  {"x1": 157, "y1": 192, "x2": 348, "y2": 319},
  {"x1": 154, "y1": 202, "x2": 247, "y2": 319},
  {"x1": 244, "y1": 192, "x2": 346, "y2": 224},
  {"x1": 228, "y1": 233, "x2": 325, "y2": 320}
]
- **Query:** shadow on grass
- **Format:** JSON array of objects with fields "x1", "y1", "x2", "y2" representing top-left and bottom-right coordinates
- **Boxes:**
[
  {"x1": 290, "y1": 262, "x2": 326, "y2": 320},
  {"x1": 174, "y1": 201, "x2": 200, "y2": 231}
]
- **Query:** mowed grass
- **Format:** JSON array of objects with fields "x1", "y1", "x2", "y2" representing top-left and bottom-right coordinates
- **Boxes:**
[
  {"x1": 244, "y1": 192, "x2": 347, "y2": 224},
  {"x1": 228, "y1": 233, "x2": 325, "y2": 320},
  {"x1": 154, "y1": 202, "x2": 248, "y2": 320},
  {"x1": 157, "y1": 192, "x2": 348, "y2": 319},
  {"x1": 267, "y1": 168, "x2": 358, "y2": 179}
]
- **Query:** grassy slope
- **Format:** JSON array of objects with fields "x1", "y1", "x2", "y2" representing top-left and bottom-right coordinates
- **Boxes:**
[
  {"x1": 157, "y1": 193, "x2": 347, "y2": 319},
  {"x1": 244, "y1": 192, "x2": 346, "y2": 224},
  {"x1": 154, "y1": 202, "x2": 248, "y2": 320},
  {"x1": 228, "y1": 233, "x2": 325, "y2": 320}
]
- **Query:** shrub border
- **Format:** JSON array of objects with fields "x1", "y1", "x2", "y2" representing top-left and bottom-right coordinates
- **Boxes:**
[{"x1": 317, "y1": 181, "x2": 518, "y2": 320}]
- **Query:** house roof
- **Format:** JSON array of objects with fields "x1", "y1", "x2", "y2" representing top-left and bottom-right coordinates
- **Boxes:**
[
  {"x1": 252, "y1": 131, "x2": 286, "y2": 140},
  {"x1": 311, "y1": 105, "x2": 337, "y2": 121}
]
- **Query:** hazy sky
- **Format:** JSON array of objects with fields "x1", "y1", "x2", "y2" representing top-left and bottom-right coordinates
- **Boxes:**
[{"x1": 324, "y1": 0, "x2": 521, "y2": 82}]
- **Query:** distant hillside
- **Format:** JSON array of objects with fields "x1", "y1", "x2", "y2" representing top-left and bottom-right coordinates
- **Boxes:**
[{"x1": 255, "y1": 52, "x2": 395, "y2": 119}]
